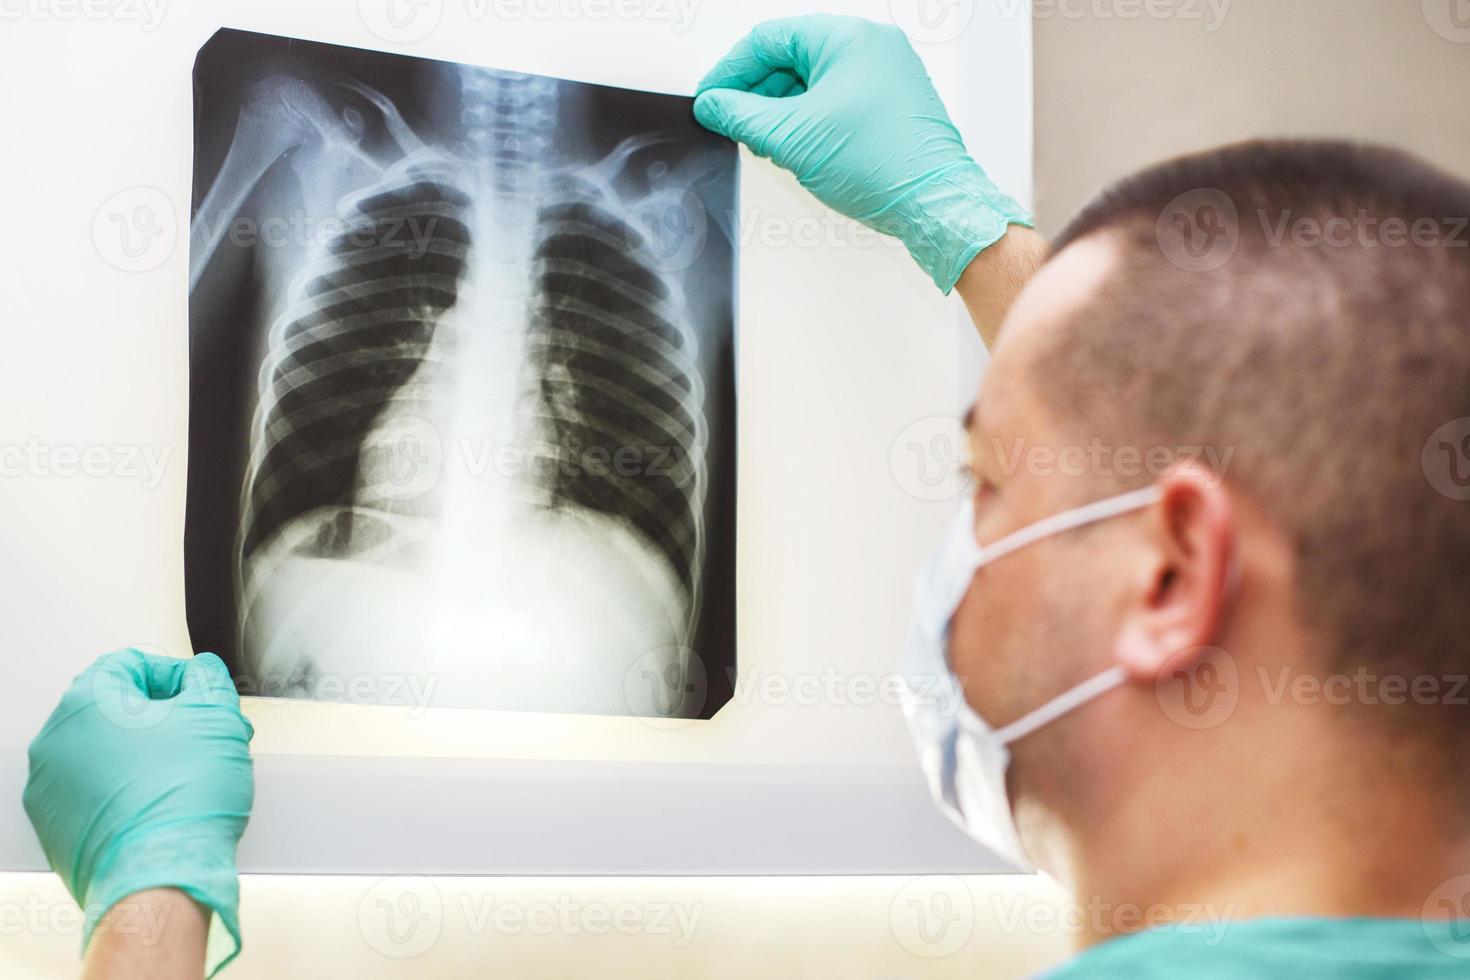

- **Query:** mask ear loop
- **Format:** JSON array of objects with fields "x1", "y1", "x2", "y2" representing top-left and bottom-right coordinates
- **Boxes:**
[
  {"x1": 991, "y1": 665, "x2": 1129, "y2": 746},
  {"x1": 966, "y1": 485, "x2": 1165, "y2": 748},
  {"x1": 975, "y1": 486, "x2": 1164, "y2": 566},
  {"x1": 985, "y1": 488, "x2": 1243, "y2": 748}
]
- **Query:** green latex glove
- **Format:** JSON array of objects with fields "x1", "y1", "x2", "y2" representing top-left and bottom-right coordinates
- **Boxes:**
[
  {"x1": 23, "y1": 649, "x2": 254, "y2": 976},
  {"x1": 694, "y1": 14, "x2": 1032, "y2": 293}
]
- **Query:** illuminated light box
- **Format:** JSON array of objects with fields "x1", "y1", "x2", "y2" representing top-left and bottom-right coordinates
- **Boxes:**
[{"x1": 0, "y1": 1, "x2": 1032, "y2": 876}]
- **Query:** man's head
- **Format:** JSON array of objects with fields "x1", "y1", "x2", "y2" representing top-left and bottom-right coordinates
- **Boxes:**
[{"x1": 948, "y1": 140, "x2": 1470, "y2": 883}]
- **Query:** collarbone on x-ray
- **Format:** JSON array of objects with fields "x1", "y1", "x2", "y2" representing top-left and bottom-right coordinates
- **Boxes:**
[{"x1": 185, "y1": 30, "x2": 738, "y2": 718}]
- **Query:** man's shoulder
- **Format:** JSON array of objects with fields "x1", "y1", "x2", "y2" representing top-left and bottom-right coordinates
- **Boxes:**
[
  {"x1": 1036, "y1": 916, "x2": 1470, "y2": 980},
  {"x1": 1037, "y1": 923, "x2": 1222, "y2": 980}
]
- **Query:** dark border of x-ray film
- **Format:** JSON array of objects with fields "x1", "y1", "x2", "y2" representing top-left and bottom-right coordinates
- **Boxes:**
[{"x1": 184, "y1": 29, "x2": 738, "y2": 719}]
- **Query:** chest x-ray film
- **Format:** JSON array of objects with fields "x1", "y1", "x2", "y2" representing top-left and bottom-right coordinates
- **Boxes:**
[{"x1": 184, "y1": 30, "x2": 738, "y2": 719}]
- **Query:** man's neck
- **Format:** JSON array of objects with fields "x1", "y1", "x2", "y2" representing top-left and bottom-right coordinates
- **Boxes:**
[{"x1": 1052, "y1": 717, "x2": 1470, "y2": 948}]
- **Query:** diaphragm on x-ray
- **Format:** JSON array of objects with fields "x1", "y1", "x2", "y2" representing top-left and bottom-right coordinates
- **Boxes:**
[{"x1": 184, "y1": 30, "x2": 737, "y2": 718}]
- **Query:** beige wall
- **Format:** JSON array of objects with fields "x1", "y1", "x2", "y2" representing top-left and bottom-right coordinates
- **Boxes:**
[
  {"x1": 1033, "y1": 0, "x2": 1470, "y2": 233},
  {"x1": 0, "y1": 872, "x2": 1073, "y2": 979}
]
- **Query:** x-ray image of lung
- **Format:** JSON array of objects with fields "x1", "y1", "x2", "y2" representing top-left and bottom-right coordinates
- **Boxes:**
[{"x1": 184, "y1": 30, "x2": 737, "y2": 718}]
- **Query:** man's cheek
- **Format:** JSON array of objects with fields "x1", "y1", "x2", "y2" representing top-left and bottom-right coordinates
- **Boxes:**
[{"x1": 949, "y1": 582, "x2": 1020, "y2": 718}]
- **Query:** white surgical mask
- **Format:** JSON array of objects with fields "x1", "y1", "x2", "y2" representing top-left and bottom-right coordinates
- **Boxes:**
[{"x1": 898, "y1": 485, "x2": 1163, "y2": 869}]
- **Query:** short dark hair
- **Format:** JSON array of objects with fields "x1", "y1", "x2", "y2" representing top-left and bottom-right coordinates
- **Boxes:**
[{"x1": 1036, "y1": 140, "x2": 1470, "y2": 745}]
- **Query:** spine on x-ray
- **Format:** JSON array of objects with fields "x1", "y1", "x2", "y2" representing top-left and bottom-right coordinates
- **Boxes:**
[{"x1": 234, "y1": 66, "x2": 708, "y2": 647}]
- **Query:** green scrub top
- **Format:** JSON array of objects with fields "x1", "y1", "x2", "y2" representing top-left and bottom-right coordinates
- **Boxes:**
[{"x1": 1041, "y1": 916, "x2": 1470, "y2": 978}]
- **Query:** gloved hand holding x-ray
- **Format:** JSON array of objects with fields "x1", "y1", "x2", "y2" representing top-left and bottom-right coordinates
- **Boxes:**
[{"x1": 184, "y1": 31, "x2": 738, "y2": 718}]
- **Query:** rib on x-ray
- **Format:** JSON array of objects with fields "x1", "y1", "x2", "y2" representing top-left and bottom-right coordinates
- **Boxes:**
[{"x1": 184, "y1": 30, "x2": 737, "y2": 718}]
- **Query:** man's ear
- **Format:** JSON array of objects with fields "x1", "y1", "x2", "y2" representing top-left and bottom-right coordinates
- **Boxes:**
[{"x1": 1115, "y1": 462, "x2": 1236, "y2": 681}]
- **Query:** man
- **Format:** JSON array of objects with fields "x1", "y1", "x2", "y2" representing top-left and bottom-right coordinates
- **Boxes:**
[{"x1": 23, "y1": 14, "x2": 1470, "y2": 978}]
